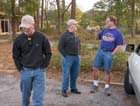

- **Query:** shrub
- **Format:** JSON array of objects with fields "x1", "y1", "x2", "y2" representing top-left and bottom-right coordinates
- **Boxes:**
[
  {"x1": 112, "y1": 52, "x2": 129, "y2": 72},
  {"x1": 49, "y1": 41, "x2": 129, "y2": 73},
  {"x1": 49, "y1": 52, "x2": 62, "y2": 70}
]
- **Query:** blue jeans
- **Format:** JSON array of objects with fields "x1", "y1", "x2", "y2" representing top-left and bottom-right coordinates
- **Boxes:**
[
  {"x1": 93, "y1": 49, "x2": 115, "y2": 72},
  {"x1": 61, "y1": 55, "x2": 80, "y2": 91},
  {"x1": 20, "y1": 67, "x2": 46, "y2": 106}
]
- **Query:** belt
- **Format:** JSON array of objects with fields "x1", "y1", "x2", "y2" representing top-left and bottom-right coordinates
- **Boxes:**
[{"x1": 101, "y1": 48, "x2": 113, "y2": 52}]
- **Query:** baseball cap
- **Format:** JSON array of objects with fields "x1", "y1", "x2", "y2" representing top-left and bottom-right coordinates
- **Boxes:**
[
  {"x1": 67, "y1": 19, "x2": 77, "y2": 26},
  {"x1": 19, "y1": 15, "x2": 35, "y2": 28}
]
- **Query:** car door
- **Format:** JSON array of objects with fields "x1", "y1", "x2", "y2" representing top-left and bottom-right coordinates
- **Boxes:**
[{"x1": 129, "y1": 44, "x2": 140, "y2": 100}]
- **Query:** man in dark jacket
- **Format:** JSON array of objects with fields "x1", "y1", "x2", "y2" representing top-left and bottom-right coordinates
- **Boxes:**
[
  {"x1": 12, "y1": 15, "x2": 52, "y2": 106},
  {"x1": 58, "y1": 19, "x2": 81, "y2": 97}
]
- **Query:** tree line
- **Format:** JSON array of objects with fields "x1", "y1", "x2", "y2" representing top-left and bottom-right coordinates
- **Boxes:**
[
  {"x1": 0, "y1": 0, "x2": 140, "y2": 40},
  {"x1": 0, "y1": 0, "x2": 76, "y2": 40}
]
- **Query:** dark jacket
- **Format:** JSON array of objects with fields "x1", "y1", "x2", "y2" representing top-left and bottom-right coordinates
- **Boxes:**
[
  {"x1": 58, "y1": 31, "x2": 80, "y2": 56},
  {"x1": 12, "y1": 31, "x2": 52, "y2": 71}
]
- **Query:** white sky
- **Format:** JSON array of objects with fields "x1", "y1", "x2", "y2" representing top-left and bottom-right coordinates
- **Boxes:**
[
  {"x1": 49, "y1": 0, "x2": 100, "y2": 12},
  {"x1": 76, "y1": 0, "x2": 100, "y2": 12}
]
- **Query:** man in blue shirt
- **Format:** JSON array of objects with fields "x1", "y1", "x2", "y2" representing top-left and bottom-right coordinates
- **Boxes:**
[{"x1": 91, "y1": 16, "x2": 123, "y2": 96}]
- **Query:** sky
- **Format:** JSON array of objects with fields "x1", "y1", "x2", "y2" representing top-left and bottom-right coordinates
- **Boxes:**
[{"x1": 76, "y1": 0, "x2": 100, "y2": 12}]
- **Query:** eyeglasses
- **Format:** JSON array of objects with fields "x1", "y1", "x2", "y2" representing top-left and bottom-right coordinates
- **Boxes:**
[
  {"x1": 106, "y1": 19, "x2": 111, "y2": 22},
  {"x1": 22, "y1": 27, "x2": 31, "y2": 30}
]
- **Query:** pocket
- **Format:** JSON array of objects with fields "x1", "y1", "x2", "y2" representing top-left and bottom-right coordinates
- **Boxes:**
[
  {"x1": 38, "y1": 68, "x2": 45, "y2": 72},
  {"x1": 23, "y1": 67, "x2": 29, "y2": 70},
  {"x1": 106, "y1": 52, "x2": 114, "y2": 60},
  {"x1": 21, "y1": 67, "x2": 30, "y2": 73},
  {"x1": 110, "y1": 53, "x2": 115, "y2": 60}
]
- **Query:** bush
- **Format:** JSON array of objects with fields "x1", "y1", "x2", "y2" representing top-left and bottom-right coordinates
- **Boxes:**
[
  {"x1": 49, "y1": 41, "x2": 129, "y2": 73},
  {"x1": 40, "y1": 27, "x2": 58, "y2": 35},
  {"x1": 49, "y1": 52, "x2": 62, "y2": 70},
  {"x1": 49, "y1": 43, "x2": 96, "y2": 72},
  {"x1": 112, "y1": 52, "x2": 129, "y2": 72}
]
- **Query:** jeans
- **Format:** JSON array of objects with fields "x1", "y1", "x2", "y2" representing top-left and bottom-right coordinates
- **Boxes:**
[
  {"x1": 20, "y1": 67, "x2": 46, "y2": 106},
  {"x1": 61, "y1": 55, "x2": 80, "y2": 91}
]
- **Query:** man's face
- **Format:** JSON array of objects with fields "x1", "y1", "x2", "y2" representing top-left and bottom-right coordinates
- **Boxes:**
[
  {"x1": 22, "y1": 25, "x2": 34, "y2": 36},
  {"x1": 105, "y1": 18, "x2": 114, "y2": 28},
  {"x1": 69, "y1": 24, "x2": 77, "y2": 32}
]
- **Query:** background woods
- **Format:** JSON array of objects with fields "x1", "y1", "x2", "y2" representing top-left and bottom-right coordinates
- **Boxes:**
[
  {"x1": 1, "y1": 0, "x2": 140, "y2": 81},
  {"x1": 0, "y1": 0, "x2": 140, "y2": 39}
]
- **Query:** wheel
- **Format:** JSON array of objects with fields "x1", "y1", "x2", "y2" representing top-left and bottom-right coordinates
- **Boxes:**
[{"x1": 124, "y1": 67, "x2": 135, "y2": 95}]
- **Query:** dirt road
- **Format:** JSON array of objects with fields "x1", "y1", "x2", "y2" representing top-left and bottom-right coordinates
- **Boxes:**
[{"x1": 0, "y1": 75, "x2": 139, "y2": 106}]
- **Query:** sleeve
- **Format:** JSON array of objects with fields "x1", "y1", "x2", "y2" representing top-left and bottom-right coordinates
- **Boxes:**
[
  {"x1": 98, "y1": 29, "x2": 104, "y2": 40},
  {"x1": 42, "y1": 36, "x2": 52, "y2": 69},
  {"x1": 12, "y1": 39, "x2": 23, "y2": 71},
  {"x1": 58, "y1": 34, "x2": 66, "y2": 56},
  {"x1": 116, "y1": 30, "x2": 124, "y2": 46}
]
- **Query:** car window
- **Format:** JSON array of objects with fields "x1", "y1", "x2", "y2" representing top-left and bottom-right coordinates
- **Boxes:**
[{"x1": 135, "y1": 44, "x2": 140, "y2": 56}]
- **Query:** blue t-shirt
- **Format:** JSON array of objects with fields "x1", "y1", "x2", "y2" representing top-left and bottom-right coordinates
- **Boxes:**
[{"x1": 98, "y1": 28, "x2": 123, "y2": 51}]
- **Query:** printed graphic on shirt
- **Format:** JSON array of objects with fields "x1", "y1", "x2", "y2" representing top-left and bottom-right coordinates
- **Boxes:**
[{"x1": 102, "y1": 33, "x2": 115, "y2": 42}]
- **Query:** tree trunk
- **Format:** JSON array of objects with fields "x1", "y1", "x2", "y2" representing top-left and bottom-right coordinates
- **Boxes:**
[
  {"x1": 71, "y1": 0, "x2": 76, "y2": 19},
  {"x1": 61, "y1": 0, "x2": 65, "y2": 24},
  {"x1": 115, "y1": 0, "x2": 122, "y2": 27},
  {"x1": 44, "y1": 0, "x2": 49, "y2": 28},
  {"x1": 61, "y1": 2, "x2": 72, "y2": 22},
  {"x1": 35, "y1": 9, "x2": 40, "y2": 30},
  {"x1": 131, "y1": 0, "x2": 135, "y2": 37},
  {"x1": 11, "y1": 0, "x2": 16, "y2": 41},
  {"x1": 56, "y1": 0, "x2": 61, "y2": 33},
  {"x1": 135, "y1": 21, "x2": 138, "y2": 34},
  {"x1": 41, "y1": 0, "x2": 44, "y2": 29}
]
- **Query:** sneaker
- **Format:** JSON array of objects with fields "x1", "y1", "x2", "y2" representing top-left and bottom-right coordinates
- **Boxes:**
[
  {"x1": 90, "y1": 85, "x2": 99, "y2": 93},
  {"x1": 104, "y1": 88, "x2": 111, "y2": 96},
  {"x1": 62, "y1": 90, "x2": 68, "y2": 97},
  {"x1": 71, "y1": 89, "x2": 81, "y2": 94}
]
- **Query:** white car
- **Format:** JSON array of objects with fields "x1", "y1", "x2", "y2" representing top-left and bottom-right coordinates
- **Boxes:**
[{"x1": 124, "y1": 44, "x2": 140, "y2": 104}]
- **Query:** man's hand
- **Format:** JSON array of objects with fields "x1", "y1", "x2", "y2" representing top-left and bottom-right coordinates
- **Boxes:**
[
  {"x1": 94, "y1": 25, "x2": 100, "y2": 32},
  {"x1": 112, "y1": 45, "x2": 122, "y2": 56},
  {"x1": 94, "y1": 25, "x2": 100, "y2": 40}
]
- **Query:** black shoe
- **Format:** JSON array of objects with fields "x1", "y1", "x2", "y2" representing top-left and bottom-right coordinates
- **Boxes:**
[
  {"x1": 71, "y1": 89, "x2": 81, "y2": 94},
  {"x1": 62, "y1": 90, "x2": 68, "y2": 97}
]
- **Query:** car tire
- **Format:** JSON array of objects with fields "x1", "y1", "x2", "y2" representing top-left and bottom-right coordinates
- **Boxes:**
[{"x1": 124, "y1": 67, "x2": 135, "y2": 95}]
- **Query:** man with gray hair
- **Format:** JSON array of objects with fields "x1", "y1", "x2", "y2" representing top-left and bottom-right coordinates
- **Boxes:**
[
  {"x1": 58, "y1": 19, "x2": 81, "y2": 97},
  {"x1": 13, "y1": 15, "x2": 52, "y2": 106}
]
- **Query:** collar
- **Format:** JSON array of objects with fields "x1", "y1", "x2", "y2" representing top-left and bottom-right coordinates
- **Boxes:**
[{"x1": 67, "y1": 30, "x2": 74, "y2": 34}]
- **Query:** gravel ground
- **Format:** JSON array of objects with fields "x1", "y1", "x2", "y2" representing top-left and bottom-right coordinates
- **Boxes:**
[{"x1": 0, "y1": 75, "x2": 139, "y2": 106}]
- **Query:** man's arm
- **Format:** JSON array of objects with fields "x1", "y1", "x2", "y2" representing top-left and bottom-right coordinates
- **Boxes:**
[
  {"x1": 94, "y1": 25, "x2": 101, "y2": 40},
  {"x1": 42, "y1": 36, "x2": 52, "y2": 69},
  {"x1": 12, "y1": 39, "x2": 23, "y2": 71},
  {"x1": 112, "y1": 45, "x2": 122, "y2": 56},
  {"x1": 112, "y1": 30, "x2": 124, "y2": 56},
  {"x1": 58, "y1": 34, "x2": 66, "y2": 56}
]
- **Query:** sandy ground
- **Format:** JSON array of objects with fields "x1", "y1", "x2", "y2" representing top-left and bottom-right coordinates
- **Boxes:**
[{"x1": 0, "y1": 75, "x2": 139, "y2": 106}]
